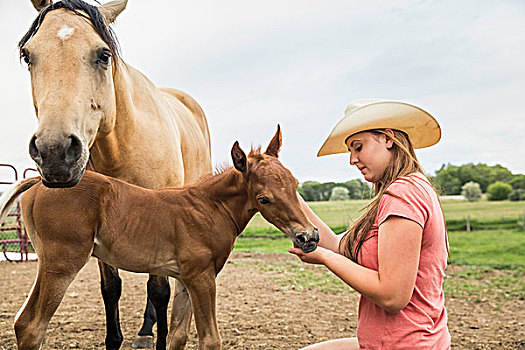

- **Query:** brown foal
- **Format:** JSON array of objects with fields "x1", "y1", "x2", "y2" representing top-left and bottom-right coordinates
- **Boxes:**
[{"x1": 0, "y1": 128, "x2": 319, "y2": 350}]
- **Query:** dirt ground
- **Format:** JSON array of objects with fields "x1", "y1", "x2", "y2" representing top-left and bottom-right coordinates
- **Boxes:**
[{"x1": 1, "y1": 253, "x2": 524, "y2": 349}]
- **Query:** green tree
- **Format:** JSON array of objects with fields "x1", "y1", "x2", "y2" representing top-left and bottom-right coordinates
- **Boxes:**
[
  {"x1": 509, "y1": 174, "x2": 525, "y2": 190},
  {"x1": 461, "y1": 181, "x2": 482, "y2": 202},
  {"x1": 434, "y1": 164, "x2": 462, "y2": 195},
  {"x1": 487, "y1": 181, "x2": 513, "y2": 201},
  {"x1": 318, "y1": 182, "x2": 337, "y2": 201},
  {"x1": 435, "y1": 163, "x2": 514, "y2": 194},
  {"x1": 329, "y1": 186, "x2": 350, "y2": 201},
  {"x1": 298, "y1": 181, "x2": 321, "y2": 201},
  {"x1": 508, "y1": 189, "x2": 525, "y2": 201},
  {"x1": 344, "y1": 179, "x2": 371, "y2": 199}
]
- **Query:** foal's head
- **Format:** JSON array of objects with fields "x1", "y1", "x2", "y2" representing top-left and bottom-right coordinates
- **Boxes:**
[
  {"x1": 19, "y1": 0, "x2": 127, "y2": 187},
  {"x1": 231, "y1": 126, "x2": 319, "y2": 253}
]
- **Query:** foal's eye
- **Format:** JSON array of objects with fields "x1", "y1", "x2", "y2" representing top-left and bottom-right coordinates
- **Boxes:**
[
  {"x1": 257, "y1": 196, "x2": 271, "y2": 205},
  {"x1": 96, "y1": 50, "x2": 111, "y2": 66}
]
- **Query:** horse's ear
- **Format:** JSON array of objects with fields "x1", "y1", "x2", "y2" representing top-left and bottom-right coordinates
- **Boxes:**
[
  {"x1": 98, "y1": 0, "x2": 128, "y2": 24},
  {"x1": 265, "y1": 124, "x2": 282, "y2": 158},
  {"x1": 31, "y1": 0, "x2": 52, "y2": 11},
  {"x1": 231, "y1": 141, "x2": 247, "y2": 173}
]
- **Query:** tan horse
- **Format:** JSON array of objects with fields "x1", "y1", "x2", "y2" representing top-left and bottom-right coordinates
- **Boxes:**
[
  {"x1": 0, "y1": 128, "x2": 320, "y2": 350},
  {"x1": 19, "y1": 0, "x2": 211, "y2": 348}
]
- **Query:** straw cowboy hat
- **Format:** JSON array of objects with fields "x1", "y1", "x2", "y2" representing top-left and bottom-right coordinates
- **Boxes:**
[{"x1": 317, "y1": 99, "x2": 441, "y2": 156}]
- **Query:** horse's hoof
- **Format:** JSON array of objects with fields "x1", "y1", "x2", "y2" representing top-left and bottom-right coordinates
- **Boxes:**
[{"x1": 131, "y1": 335, "x2": 154, "y2": 349}]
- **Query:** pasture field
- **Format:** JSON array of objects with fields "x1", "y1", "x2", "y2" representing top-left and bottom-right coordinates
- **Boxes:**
[{"x1": 244, "y1": 199, "x2": 525, "y2": 233}]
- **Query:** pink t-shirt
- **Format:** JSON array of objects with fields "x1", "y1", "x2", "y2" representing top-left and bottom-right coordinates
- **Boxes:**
[{"x1": 356, "y1": 173, "x2": 451, "y2": 349}]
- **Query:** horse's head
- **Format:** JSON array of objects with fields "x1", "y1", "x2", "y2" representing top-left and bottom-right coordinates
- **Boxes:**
[
  {"x1": 231, "y1": 126, "x2": 319, "y2": 253},
  {"x1": 20, "y1": 0, "x2": 127, "y2": 187}
]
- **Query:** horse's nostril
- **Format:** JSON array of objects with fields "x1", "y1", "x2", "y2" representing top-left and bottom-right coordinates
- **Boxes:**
[
  {"x1": 66, "y1": 135, "x2": 83, "y2": 162},
  {"x1": 29, "y1": 135, "x2": 41, "y2": 162},
  {"x1": 296, "y1": 234, "x2": 307, "y2": 245}
]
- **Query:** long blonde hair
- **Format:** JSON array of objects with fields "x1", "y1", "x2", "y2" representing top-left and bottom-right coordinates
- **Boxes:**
[{"x1": 339, "y1": 129, "x2": 424, "y2": 262}]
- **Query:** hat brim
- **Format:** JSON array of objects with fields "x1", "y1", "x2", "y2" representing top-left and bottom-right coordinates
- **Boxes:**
[{"x1": 317, "y1": 101, "x2": 441, "y2": 156}]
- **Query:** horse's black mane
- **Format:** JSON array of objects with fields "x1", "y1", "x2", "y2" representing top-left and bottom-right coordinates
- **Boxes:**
[{"x1": 19, "y1": 0, "x2": 121, "y2": 62}]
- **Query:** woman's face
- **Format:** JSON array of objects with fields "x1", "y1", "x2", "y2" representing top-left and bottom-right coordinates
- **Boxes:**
[{"x1": 345, "y1": 131, "x2": 394, "y2": 183}]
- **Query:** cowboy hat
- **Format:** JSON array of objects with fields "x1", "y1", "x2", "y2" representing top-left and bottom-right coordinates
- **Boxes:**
[{"x1": 317, "y1": 99, "x2": 441, "y2": 156}]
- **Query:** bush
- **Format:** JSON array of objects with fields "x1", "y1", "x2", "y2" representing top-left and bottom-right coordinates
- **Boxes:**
[
  {"x1": 508, "y1": 189, "x2": 525, "y2": 201},
  {"x1": 329, "y1": 186, "x2": 350, "y2": 201},
  {"x1": 487, "y1": 181, "x2": 513, "y2": 201},
  {"x1": 461, "y1": 181, "x2": 482, "y2": 202}
]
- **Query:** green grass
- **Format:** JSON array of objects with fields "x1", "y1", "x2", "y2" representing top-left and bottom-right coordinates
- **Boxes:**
[
  {"x1": 234, "y1": 228, "x2": 525, "y2": 299},
  {"x1": 444, "y1": 266, "x2": 524, "y2": 301},
  {"x1": 448, "y1": 229, "x2": 525, "y2": 268}
]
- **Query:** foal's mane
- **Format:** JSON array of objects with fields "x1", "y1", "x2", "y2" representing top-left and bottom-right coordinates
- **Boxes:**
[
  {"x1": 18, "y1": 0, "x2": 121, "y2": 63},
  {"x1": 194, "y1": 147, "x2": 266, "y2": 185}
]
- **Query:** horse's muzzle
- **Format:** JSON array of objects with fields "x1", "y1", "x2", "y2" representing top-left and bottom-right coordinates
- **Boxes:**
[
  {"x1": 41, "y1": 167, "x2": 86, "y2": 188},
  {"x1": 29, "y1": 134, "x2": 86, "y2": 188}
]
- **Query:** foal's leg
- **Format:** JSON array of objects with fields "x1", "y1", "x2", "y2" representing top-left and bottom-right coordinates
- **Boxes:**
[
  {"x1": 15, "y1": 255, "x2": 87, "y2": 349},
  {"x1": 98, "y1": 260, "x2": 124, "y2": 350},
  {"x1": 167, "y1": 280, "x2": 193, "y2": 350},
  {"x1": 184, "y1": 269, "x2": 221, "y2": 350},
  {"x1": 148, "y1": 275, "x2": 171, "y2": 350}
]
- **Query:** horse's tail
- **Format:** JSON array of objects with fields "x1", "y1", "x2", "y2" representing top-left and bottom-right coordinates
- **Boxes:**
[{"x1": 0, "y1": 177, "x2": 41, "y2": 224}]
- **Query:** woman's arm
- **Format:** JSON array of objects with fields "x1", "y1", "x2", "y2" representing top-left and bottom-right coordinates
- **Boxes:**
[
  {"x1": 297, "y1": 192, "x2": 343, "y2": 252},
  {"x1": 289, "y1": 215, "x2": 422, "y2": 313}
]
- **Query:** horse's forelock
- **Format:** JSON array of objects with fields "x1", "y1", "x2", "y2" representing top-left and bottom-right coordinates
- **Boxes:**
[
  {"x1": 248, "y1": 147, "x2": 264, "y2": 159},
  {"x1": 19, "y1": 0, "x2": 121, "y2": 64}
]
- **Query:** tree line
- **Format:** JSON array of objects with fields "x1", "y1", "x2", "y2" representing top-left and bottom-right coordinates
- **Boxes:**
[
  {"x1": 298, "y1": 163, "x2": 525, "y2": 201},
  {"x1": 431, "y1": 163, "x2": 525, "y2": 201}
]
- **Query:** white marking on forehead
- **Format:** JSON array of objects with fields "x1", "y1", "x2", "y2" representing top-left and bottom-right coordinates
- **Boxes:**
[{"x1": 57, "y1": 25, "x2": 75, "y2": 40}]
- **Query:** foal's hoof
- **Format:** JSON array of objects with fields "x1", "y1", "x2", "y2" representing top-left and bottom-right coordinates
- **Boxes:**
[{"x1": 131, "y1": 335, "x2": 154, "y2": 349}]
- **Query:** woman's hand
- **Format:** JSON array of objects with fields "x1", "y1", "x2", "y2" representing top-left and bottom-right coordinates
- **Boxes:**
[{"x1": 288, "y1": 246, "x2": 332, "y2": 265}]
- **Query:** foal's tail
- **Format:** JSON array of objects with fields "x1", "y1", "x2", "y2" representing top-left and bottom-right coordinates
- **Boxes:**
[{"x1": 0, "y1": 177, "x2": 41, "y2": 224}]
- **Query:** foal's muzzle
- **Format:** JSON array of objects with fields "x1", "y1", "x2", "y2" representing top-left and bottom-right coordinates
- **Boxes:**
[
  {"x1": 29, "y1": 133, "x2": 86, "y2": 188},
  {"x1": 294, "y1": 227, "x2": 319, "y2": 253}
]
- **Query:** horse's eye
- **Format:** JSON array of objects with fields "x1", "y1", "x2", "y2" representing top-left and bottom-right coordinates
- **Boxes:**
[
  {"x1": 21, "y1": 49, "x2": 30, "y2": 66},
  {"x1": 96, "y1": 50, "x2": 111, "y2": 66},
  {"x1": 257, "y1": 196, "x2": 271, "y2": 205}
]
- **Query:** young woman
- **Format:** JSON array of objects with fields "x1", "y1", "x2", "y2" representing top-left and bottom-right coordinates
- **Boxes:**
[{"x1": 289, "y1": 99, "x2": 450, "y2": 349}]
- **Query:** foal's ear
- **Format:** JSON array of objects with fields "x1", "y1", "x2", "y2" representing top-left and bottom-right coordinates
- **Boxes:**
[
  {"x1": 231, "y1": 141, "x2": 247, "y2": 173},
  {"x1": 30, "y1": 0, "x2": 52, "y2": 11},
  {"x1": 265, "y1": 124, "x2": 282, "y2": 158},
  {"x1": 98, "y1": 0, "x2": 128, "y2": 24}
]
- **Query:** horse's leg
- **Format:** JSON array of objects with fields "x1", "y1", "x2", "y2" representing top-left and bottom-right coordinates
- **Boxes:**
[
  {"x1": 133, "y1": 298, "x2": 157, "y2": 348},
  {"x1": 167, "y1": 280, "x2": 193, "y2": 350},
  {"x1": 148, "y1": 275, "x2": 171, "y2": 350},
  {"x1": 183, "y1": 269, "x2": 221, "y2": 350},
  {"x1": 98, "y1": 260, "x2": 124, "y2": 350},
  {"x1": 15, "y1": 255, "x2": 87, "y2": 349}
]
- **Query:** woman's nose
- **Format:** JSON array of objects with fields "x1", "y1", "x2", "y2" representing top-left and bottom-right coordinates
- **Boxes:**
[{"x1": 349, "y1": 152, "x2": 358, "y2": 165}]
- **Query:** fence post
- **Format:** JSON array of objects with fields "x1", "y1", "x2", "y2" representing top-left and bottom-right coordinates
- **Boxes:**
[{"x1": 466, "y1": 215, "x2": 471, "y2": 232}]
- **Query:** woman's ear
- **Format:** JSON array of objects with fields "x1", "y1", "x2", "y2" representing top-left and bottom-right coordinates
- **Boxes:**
[{"x1": 384, "y1": 129, "x2": 395, "y2": 149}]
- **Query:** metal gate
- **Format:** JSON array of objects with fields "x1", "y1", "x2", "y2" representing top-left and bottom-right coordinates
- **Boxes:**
[{"x1": 0, "y1": 164, "x2": 38, "y2": 262}]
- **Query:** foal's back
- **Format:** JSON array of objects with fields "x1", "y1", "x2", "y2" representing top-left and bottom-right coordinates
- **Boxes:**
[{"x1": 21, "y1": 171, "x2": 233, "y2": 277}]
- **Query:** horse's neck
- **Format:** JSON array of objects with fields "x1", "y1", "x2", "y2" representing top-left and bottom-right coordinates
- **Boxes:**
[{"x1": 199, "y1": 169, "x2": 258, "y2": 235}]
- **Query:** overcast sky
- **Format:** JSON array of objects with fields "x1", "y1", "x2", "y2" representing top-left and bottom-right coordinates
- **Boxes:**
[{"x1": 0, "y1": 0, "x2": 524, "y2": 184}]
